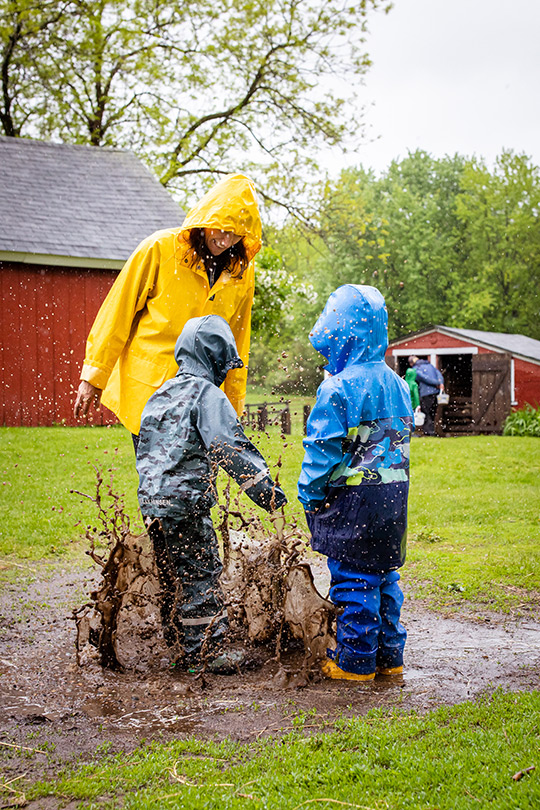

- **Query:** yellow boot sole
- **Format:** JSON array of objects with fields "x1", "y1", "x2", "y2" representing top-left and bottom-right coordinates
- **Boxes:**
[
  {"x1": 321, "y1": 659, "x2": 375, "y2": 681},
  {"x1": 377, "y1": 665, "x2": 404, "y2": 675}
]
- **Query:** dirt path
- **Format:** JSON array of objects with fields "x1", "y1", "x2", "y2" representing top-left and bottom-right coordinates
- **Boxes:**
[{"x1": 1, "y1": 560, "x2": 539, "y2": 786}]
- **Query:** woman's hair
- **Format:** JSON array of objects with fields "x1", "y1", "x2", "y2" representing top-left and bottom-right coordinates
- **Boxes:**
[{"x1": 187, "y1": 228, "x2": 248, "y2": 279}]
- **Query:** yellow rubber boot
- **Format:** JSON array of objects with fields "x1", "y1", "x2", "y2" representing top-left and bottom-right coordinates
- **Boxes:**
[
  {"x1": 377, "y1": 665, "x2": 404, "y2": 676},
  {"x1": 321, "y1": 659, "x2": 375, "y2": 681}
]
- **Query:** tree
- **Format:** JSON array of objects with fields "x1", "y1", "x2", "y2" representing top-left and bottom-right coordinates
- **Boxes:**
[
  {"x1": 0, "y1": 0, "x2": 391, "y2": 202},
  {"x1": 249, "y1": 246, "x2": 320, "y2": 393},
  {"x1": 454, "y1": 151, "x2": 540, "y2": 338},
  {"x1": 312, "y1": 152, "x2": 468, "y2": 337},
  {"x1": 0, "y1": 0, "x2": 68, "y2": 137}
]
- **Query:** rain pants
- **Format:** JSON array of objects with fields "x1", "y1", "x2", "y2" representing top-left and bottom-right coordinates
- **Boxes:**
[
  {"x1": 297, "y1": 284, "x2": 413, "y2": 675},
  {"x1": 136, "y1": 314, "x2": 286, "y2": 664},
  {"x1": 81, "y1": 174, "x2": 261, "y2": 434}
]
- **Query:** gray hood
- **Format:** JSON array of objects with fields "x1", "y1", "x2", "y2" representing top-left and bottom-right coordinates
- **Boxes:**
[{"x1": 174, "y1": 315, "x2": 244, "y2": 387}]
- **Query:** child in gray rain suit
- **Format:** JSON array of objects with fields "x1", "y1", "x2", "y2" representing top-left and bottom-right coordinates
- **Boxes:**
[{"x1": 136, "y1": 314, "x2": 286, "y2": 673}]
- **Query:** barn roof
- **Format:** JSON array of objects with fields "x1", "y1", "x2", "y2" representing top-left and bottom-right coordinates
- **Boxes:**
[
  {"x1": 389, "y1": 325, "x2": 540, "y2": 364},
  {"x1": 0, "y1": 136, "x2": 182, "y2": 268}
]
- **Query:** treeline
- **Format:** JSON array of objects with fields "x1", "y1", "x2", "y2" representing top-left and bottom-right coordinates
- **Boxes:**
[{"x1": 251, "y1": 149, "x2": 540, "y2": 393}]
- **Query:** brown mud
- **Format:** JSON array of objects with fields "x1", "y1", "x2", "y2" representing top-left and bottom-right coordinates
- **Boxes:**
[{"x1": 1, "y1": 557, "x2": 539, "y2": 789}]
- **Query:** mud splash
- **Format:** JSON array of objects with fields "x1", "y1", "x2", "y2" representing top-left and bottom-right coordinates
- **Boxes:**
[
  {"x1": 1, "y1": 559, "x2": 540, "y2": 790},
  {"x1": 73, "y1": 472, "x2": 335, "y2": 677},
  {"x1": 1, "y1": 471, "x2": 539, "y2": 789}
]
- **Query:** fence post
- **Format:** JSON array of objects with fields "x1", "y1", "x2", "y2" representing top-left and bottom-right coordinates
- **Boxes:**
[
  {"x1": 303, "y1": 404, "x2": 311, "y2": 434},
  {"x1": 257, "y1": 403, "x2": 268, "y2": 431},
  {"x1": 281, "y1": 406, "x2": 291, "y2": 435}
]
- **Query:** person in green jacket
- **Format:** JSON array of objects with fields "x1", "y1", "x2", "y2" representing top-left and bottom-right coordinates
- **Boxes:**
[{"x1": 404, "y1": 367, "x2": 420, "y2": 410}]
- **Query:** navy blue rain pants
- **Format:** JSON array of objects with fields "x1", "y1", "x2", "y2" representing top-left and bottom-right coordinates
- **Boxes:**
[{"x1": 326, "y1": 558, "x2": 407, "y2": 675}]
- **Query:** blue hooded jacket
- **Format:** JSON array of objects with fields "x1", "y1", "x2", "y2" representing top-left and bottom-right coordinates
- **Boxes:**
[
  {"x1": 414, "y1": 358, "x2": 444, "y2": 398},
  {"x1": 298, "y1": 285, "x2": 413, "y2": 571}
]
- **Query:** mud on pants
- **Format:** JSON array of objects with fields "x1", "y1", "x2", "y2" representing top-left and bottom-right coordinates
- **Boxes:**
[
  {"x1": 326, "y1": 558, "x2": 406, "y2": 675},
  {"x1": 147, "y1": 514, "x2": 227, "y2": 666}
]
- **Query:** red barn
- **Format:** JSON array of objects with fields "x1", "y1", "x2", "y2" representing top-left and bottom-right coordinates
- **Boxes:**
[
  {"x1": 0, "y1": 137, "x2": 182, "y2": 426},
  {"x1": 386, "y1": 325, "x2": 540, "y2": 434}
]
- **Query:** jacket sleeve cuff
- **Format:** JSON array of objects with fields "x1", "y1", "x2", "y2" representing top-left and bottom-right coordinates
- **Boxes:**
[{"x1": 80, "y1": 363, "x2": 110, "y2": 390}]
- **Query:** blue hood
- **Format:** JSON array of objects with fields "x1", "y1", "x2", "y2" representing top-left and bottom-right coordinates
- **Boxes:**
[{"x1": 309, "y1": 285, "x2": 388, "y2": 374}]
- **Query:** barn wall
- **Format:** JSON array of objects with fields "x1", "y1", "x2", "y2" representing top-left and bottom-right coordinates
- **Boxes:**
[
  {"x1": 386, "y1": 332, "x2": 472, "y2": 353},
  {"x1": 1, "y1": 261, "x2": 118, "y2": 426},
  {"x1": 514, "y1": 357, "x2": 540, "y2": 409}
]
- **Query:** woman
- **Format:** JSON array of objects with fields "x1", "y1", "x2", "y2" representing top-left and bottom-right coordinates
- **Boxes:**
[{"x1": 73, "y1": 173, "x2": 261, "y2": 434}]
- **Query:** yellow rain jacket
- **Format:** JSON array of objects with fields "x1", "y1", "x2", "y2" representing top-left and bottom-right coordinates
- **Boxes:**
[{"x1": 80, "y1": 173, "x2": 261, "y2": 434}]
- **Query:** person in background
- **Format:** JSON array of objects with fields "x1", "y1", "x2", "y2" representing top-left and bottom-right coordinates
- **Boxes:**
[
  {"x1": 73, "y1": 173, "x2": 261, "y2": 439},
  {"x1": 137, "y1": 315, "x2": 287, "y2": 674},
  {"x1": 298, "y1": 284, "x2": 413, "y2": 681},
  {"x1": 404, "y1": 365, "x2": 420, "y2": 411},
  {"x1": 408, "y1": 355, "x2": 444, "y2": 436}
]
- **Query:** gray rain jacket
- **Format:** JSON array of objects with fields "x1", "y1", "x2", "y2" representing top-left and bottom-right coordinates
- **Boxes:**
[{"x1": 136, "y1": 315, "x2": 287, "y2": 520}]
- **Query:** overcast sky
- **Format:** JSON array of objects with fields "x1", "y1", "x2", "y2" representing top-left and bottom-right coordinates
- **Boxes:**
[{"x1": 324, "y1": 0, "x2": 540, "y2": 175}]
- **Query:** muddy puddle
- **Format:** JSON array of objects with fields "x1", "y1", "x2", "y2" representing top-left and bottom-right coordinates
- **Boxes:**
[{"x1": 1, "y1": 558, "x2": 539, "y2": 785}]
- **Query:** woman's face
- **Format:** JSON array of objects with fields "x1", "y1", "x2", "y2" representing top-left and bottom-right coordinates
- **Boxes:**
[{"x1": 204, "y1": 228, "x2": 242, "y2": 256}]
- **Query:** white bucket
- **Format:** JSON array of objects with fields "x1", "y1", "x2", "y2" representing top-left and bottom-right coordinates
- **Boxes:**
[
  {"x1": 437, "y1": 393, "x2": 449, "y2": 405},
  {"x1": 414, "y1": 409, "x2": 425, "y2": 427}
]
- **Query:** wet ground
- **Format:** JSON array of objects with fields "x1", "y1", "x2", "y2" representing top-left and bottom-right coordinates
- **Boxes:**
[{"x1": 1, "y1": 558, "x2": 539, "y2": 790}]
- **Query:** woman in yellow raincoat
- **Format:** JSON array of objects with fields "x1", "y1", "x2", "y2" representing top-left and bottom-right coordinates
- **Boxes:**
[{"x1": 73, "y1": 174, "x2": 261, "y2": 436}]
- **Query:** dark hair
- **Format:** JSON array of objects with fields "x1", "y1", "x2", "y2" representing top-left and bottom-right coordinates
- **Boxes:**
[{"x1": 187, "y1": 228, "x2": 248, "y2": 279}]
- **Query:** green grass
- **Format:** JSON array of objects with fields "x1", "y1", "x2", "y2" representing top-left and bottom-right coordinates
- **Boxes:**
[
  {"x1": 27, "y1": 690, "x2": 540, "y2": 808},
  {"x1": 1, "y1": 422, "x2": 539, "y2": 613},
  {"x1": 1, "y1": 416, "x2": 539, "y2": 808},
  {"x1": 0, "y1": 424, "x2": 143, "y2": 560},
  {"x1": 405, "y1": 436, "x2": 540, "y2": 612}
]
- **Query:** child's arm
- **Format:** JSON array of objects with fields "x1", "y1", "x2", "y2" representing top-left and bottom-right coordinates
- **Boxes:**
[
  {"x1": 195, "y1": 391, "x2": 287, "y2": 512},
  {"x1": 298, "y1": 383, "x2": 347, "y2": 513}
]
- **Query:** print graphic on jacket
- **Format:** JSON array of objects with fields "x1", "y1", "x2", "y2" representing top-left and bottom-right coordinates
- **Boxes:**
[
  {"x1": 330, "y1": 418, "x2": 410, "y2": 487},
  {"x1": 298, "y1": 284, "x2": 413, "y2": 571}
]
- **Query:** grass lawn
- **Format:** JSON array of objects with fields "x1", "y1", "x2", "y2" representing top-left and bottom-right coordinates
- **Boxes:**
[
  {"x1": 1, "y1": 413, "x2": 539, "y2": 808},
  {"x1": 28, "y1": 690, "x2": 540, "y2": 808},
  {"x1": 1, "y1": 417, "x2": 539, "y2": 613}
]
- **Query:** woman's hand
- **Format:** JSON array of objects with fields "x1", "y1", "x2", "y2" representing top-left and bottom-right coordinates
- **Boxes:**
[{"x1": 74, "y1": 381, "x2": 102, "y2": 419}]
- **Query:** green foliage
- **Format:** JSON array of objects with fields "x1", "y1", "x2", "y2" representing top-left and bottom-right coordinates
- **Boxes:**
[
  {"x1": 250, "y1": 246, "x2": 321, "y2": 393},
  {"x1": 251, "y1": 246, "x2": 317, "y2": 337},
  {"x1": 0, "y1": 0, "x2": 390, "y2": 201},
  {"x1": 503, "y1": 404, "x2": 540, "y2": 437},
  {"x1": 312, "y1": 151, "x2": 469, "y2": 337},
  {"x1": 307, "y1": 148, "x2": 540, "y2": 341},
  {"x1": 455, "y1": 151, "x2": 540, "y2": 338},
  {"x1": 30, "y1": 690, "x2": 540, "y2": 808}
]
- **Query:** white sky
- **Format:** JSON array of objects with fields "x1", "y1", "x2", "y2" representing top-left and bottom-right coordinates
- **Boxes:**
[{"x1": 324, "y1": 0, "x2": 540, "y2": 175}]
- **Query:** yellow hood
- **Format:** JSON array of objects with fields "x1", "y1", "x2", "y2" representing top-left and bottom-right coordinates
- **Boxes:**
[{"x1": 180, "y1": 173, "x2": 262, "y2": 262}]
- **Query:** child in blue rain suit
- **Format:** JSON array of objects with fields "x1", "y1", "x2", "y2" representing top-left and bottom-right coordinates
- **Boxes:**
[{"x1": 298, "y1": 285, "x2": 413, "y2": 681}]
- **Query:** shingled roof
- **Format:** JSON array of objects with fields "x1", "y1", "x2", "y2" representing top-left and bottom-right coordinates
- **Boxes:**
[
  {"x1": 442, "y1": 327, "x2": 540, "y2": 364},
  {"x1": 0, "y1": 136, "x2": 182, "y2": 268}
]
